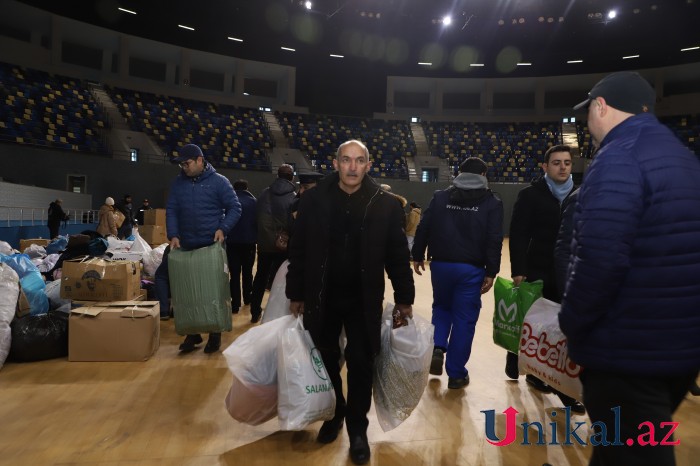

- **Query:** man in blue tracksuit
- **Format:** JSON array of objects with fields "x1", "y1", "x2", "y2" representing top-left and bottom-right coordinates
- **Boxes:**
[
  {"x1": 412, "y1": 157, "x2": 503, "y2": 389},
  {"x1": 155, "y1": 144, "x2": 241, "y2": 353}
]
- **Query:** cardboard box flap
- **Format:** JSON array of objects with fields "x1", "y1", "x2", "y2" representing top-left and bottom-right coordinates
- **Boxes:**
[
  {"x1": 119, "y1": 304, "x2": 159, "y2": 319},
  {"x1": 71, "y1": 307, "x2": 106, "y2": 317}
]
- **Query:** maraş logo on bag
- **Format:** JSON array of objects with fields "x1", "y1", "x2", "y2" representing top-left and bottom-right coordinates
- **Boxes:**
[
  {"x1": 520, "y1": 323, "x2": 581, "y2": 378},
  {"x1": 498, "y1": 300, "x2": 517, "y2": 323}
]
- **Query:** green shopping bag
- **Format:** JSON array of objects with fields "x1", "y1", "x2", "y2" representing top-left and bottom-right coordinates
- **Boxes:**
[
  {"x1": 169, "y1": 242, "x2": 233, "y2": 335},
  {"x1": 492, "y1": 277, "x2": 543, "y2": 353}
]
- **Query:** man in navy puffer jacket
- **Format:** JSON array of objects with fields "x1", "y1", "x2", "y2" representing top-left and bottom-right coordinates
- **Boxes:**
[
  {"x1": 412, "y1": 157, "x2": 503, "y2": 389},
  {"x1": 156, "y1": 144, "x2": 241, "y2": 354},
  {"x1": 561, "y1": 71, "x2": 700, "y2": 466}
]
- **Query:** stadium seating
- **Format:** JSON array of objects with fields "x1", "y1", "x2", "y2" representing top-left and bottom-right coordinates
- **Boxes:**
[
  {"x1": 106, "y1": 86, "x2": 274, "y2": 171},
  {"x1": 422, "y1": 121, "x2": 561, "y2": 182},
  {"x1": 277, "y1": 112, "x2": 414, "y2": 180},
  {"x1": 0, "y1": 61, "x2": 109, "y2": 154}
]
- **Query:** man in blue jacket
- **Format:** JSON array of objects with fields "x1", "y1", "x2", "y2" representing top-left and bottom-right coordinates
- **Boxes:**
[
  {"x1": 155, "y1": 144, "x2": 241, "y2": 353},
  {"x1": 412, "y1": 157, "x2": 503, "y2": 389},
  {"x1": 226, "y1": 179, "x2": 257, "y2": 314},
  {"x1": 561, "y1": 71, "x2": 700, "y2": 466}
]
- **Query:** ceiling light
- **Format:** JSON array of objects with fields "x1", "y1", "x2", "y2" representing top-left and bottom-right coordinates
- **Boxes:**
[
  {"x1": 622, "y1": 55, "x2": 640, "y2": 59},
  {"x1": 498, "y1": 19, "x2": 504, "y2": 26},
  {"x1": 538, "y1": 17, "x2": 544, "y2": 22},
  {"x1": 559, "y1": 17, "x2": 564, "y2": 22},
  {"x1": 227, "y1": 37, "x2": 243, "y2": 42},
  {"x1": 117, "y1": 7, "x2": 136, "y2": 15},
  {"x1": 567, "y1": 59, "x2": 583, "y2": 64},
  {"x1": 443, "y1": 16, "x2": 452, "y2": 26},
  {"x1": 681, "y1": 46, "x2": 700, "y2": 51},
  {"x1": 178, "y1": 24, "x2": 195, "y2": 31},
  {"x1": 329, "y1": 54, "x2": 344, "y2": 58},
  {"x1": 281, "y1": 47, "x2": 296, "y2": 52},
  {"x1": 243, "y1": 92, "x2": 250, "y2": 96},
  {"x1": 418, "y1": 62, "x2": 432, "y2": 66},
  {"x1": 469, "y1": 63, "x2": 484, "y2": 67},
  {"x1": 305, "y1": 1, "x2": 312, "y2": 10},
  {"x1": 607, "y1": 10, "x2": 617, "y2": 19},
  {"x1": 516, "y1": 62, "x2": 531, "y2": 66}
]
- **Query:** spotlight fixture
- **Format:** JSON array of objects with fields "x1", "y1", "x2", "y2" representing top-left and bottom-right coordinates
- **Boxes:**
[
  {"x1": 418, "y1": 62, "x2": 432, "y2": 66},
  {"x1": 622, "y1": 54, "x2": 640, "y2": 59},
  {"x1": 443, "y1": 15, "x2": 452, "y2": 26},
  {"x1": 607, "y1": 10, "x2": 617, "y2": 19},
  {"x1": 118, "y1": 7, "x2": 136, "y2": 15},
  {"x1": 681, "y1": 46, "x2": 700, "y2": 51},
  {"x1": 178, "y1": 24, "x2": 195, "y2": 31},
  {"x1": 305, "y1": 1, "x2": 312, "y2": 10},
  {"x1": 227, "y1": 37, "x2": 243, "y2": 42},
  {"x1": 281, "y1": 47, "x2": 296, "y2": 52},
  {"x1": 567, "y1": 59, "x2": 583, "y2": 64}
]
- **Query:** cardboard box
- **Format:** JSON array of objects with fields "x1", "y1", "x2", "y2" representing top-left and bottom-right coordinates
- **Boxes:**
[
  {"x1": 19, "y1": 238, "x2": 50, "y2": 251},
  {"x1": 60, "y1": 258, "x2": 141, "y2": 302},
  {"x1": 69, "y1": 300, "x2": 160, "y2": 361},
  {"x1": 139, "y1": 225, "x2": 168, "y2": 245},
  {"x1": 143, "y1": 209, "x2": 166, "y2": 227},
  {"x1": 16, "y1": 288, "x2": 31, "y2": 318},
  {"x1": 108, "y1": 250, "x2": 144, "y2": 262}
]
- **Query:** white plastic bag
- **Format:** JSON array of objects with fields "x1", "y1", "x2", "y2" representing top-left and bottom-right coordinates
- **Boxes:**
[
  {"x1": 143, "y1": 244, "x2": 167, "y2": 277},
  {"x1": 0, "y1": 264, "x2": 20, "y2": 370},
  {"x1": 261, "y1": 260, "x2": 290, "y2": 323},
  {"x1": 222, "y1": 315, "x2": 296, "y2": 425},
  {"x1": 277, "y1": 317, "x2": 336, "y2": 430},
  {"x1": 23, "y1": 243, "x2": 47, "y2": 258},
  {"x1": 518, "y1": 297, "x2": 583, "y2": 401},
  {"x1": 129, "y1": 230, "x2": 152, "y2": 253},
  {"x1": 373, "y1": 302, "x2": 434, "y2": 432},
  {"x1": 0, "y1": 241, "x2": 14, "y2": 255}
]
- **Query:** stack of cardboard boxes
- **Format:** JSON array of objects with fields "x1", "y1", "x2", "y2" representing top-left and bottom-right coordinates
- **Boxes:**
[
  {"x1": 60, "y1": 258, "x2": 160, "y2": 362},
  {"x1": 139, "y1": 209, "x2": 168, "y2": 246}
]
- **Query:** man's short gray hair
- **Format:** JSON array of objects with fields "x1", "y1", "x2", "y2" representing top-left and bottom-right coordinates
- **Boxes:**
[{"x1": 336, "y1": 139, "x2": 369, "y2": 159}]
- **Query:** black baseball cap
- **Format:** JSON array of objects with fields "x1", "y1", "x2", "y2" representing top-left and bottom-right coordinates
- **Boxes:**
[
  {"x1": 171, "y1": 144, "x2": 204, "y2": 163},
  {"x1": 573, "y1": 71, "x2": 656, "y2": 115}
]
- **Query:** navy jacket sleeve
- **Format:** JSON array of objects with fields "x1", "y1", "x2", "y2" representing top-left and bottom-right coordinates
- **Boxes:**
[{"x1": 554, "y1": 189, "x2": 578, "y2": 300}]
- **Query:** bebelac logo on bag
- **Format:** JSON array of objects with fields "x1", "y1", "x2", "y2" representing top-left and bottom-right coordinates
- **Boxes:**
[
  {"x1": 306, "y1": 347, "x2": 333, "y2": 394},
  {"x1": 520, "y1": 322, "x2": 581, "y2": 378}
]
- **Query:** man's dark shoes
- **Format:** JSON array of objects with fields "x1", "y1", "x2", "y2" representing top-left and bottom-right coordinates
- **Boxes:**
[
  {"x1": 558, "y1": 393, "x2": 586, "y2": 414},
  {"x1": 448, "y1": 375, "x2": 470, "y2": 389},
  {"x1": 526, "y1": 374, "x2": 552, "y2": 393},
  {"x1": 317, "y1": 416, "x2": 344, "y2": 444},
  {"x1": 430, "y1": 348, "x2": 444, "y2": 376},
  {"x1": 204, "y1": 333, "x2": 221, "y2": 354},
  {"x1": 179, "y1": 334, "x2": 203, "y2": 353},
  {"x1": 505, "y1": 352, "x2": 519, "y2": 379},
  {"x1": 250, "y1": 312, "x2": 261, "y2": 324},
  {"x1": 349, "y1": 434, "x2": 370, "y2": 465}
]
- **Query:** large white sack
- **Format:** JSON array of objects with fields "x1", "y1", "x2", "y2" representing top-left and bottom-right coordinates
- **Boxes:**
[{"x1": 0, "y1": 264, "x2": 20, "y2": 370}]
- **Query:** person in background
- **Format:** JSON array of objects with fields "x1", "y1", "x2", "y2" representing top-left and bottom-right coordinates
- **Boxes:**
[
  {"x1": 136, "y1": 198, "x2": 153, "y2": 226},
  {"x1": 412, "y1": 157, "x2": 503, "y2": 389},
  {"x1": 226, "y1": 179, "x2": 257, "y2": 314},
  {"x1": 506, "y1": 144, "x2": 584, "y2": 413},
  {"x1": 47, "y1": 198, "x2": 69, "y2": 239},
  {"x1": 287, "y1": 140, "x2": 414, "y2": 465},
  {"x1": 249, "y1": 164, "x2": 297, "y2": 323},
  {"x1": 561, "y1": 71, "x2": 700, "y2": 466},
  {"x1": 405, "y1": 201, "x2": 421, "y2": 251},
  {"x1": 96, "y1": 197, "x2": 117, "y2": 237},
  {"x1": 116, "y1": 194, "x2": 135, "y2": 239},
  {"x1": 155, "y1": 144, "x2": 241, "y2": 354}
]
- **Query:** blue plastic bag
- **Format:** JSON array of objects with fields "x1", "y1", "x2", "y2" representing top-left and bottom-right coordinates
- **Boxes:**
[
  {"x1": 45, "y1": 236, "x2": 68, "y2": 255},
  {"x1": 0, "y1": 253, "x2": 49, "y2": 315}
]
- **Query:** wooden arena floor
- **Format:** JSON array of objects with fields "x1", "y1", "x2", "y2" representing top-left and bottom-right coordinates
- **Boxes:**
[{"x1": 0, "y1": 240, "x2": 698, "y2": 465}]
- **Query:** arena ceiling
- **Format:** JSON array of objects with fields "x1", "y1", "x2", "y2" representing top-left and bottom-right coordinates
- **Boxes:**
[{"x1": 18, "y1": 0, "x2": 700, "y2": 115}]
